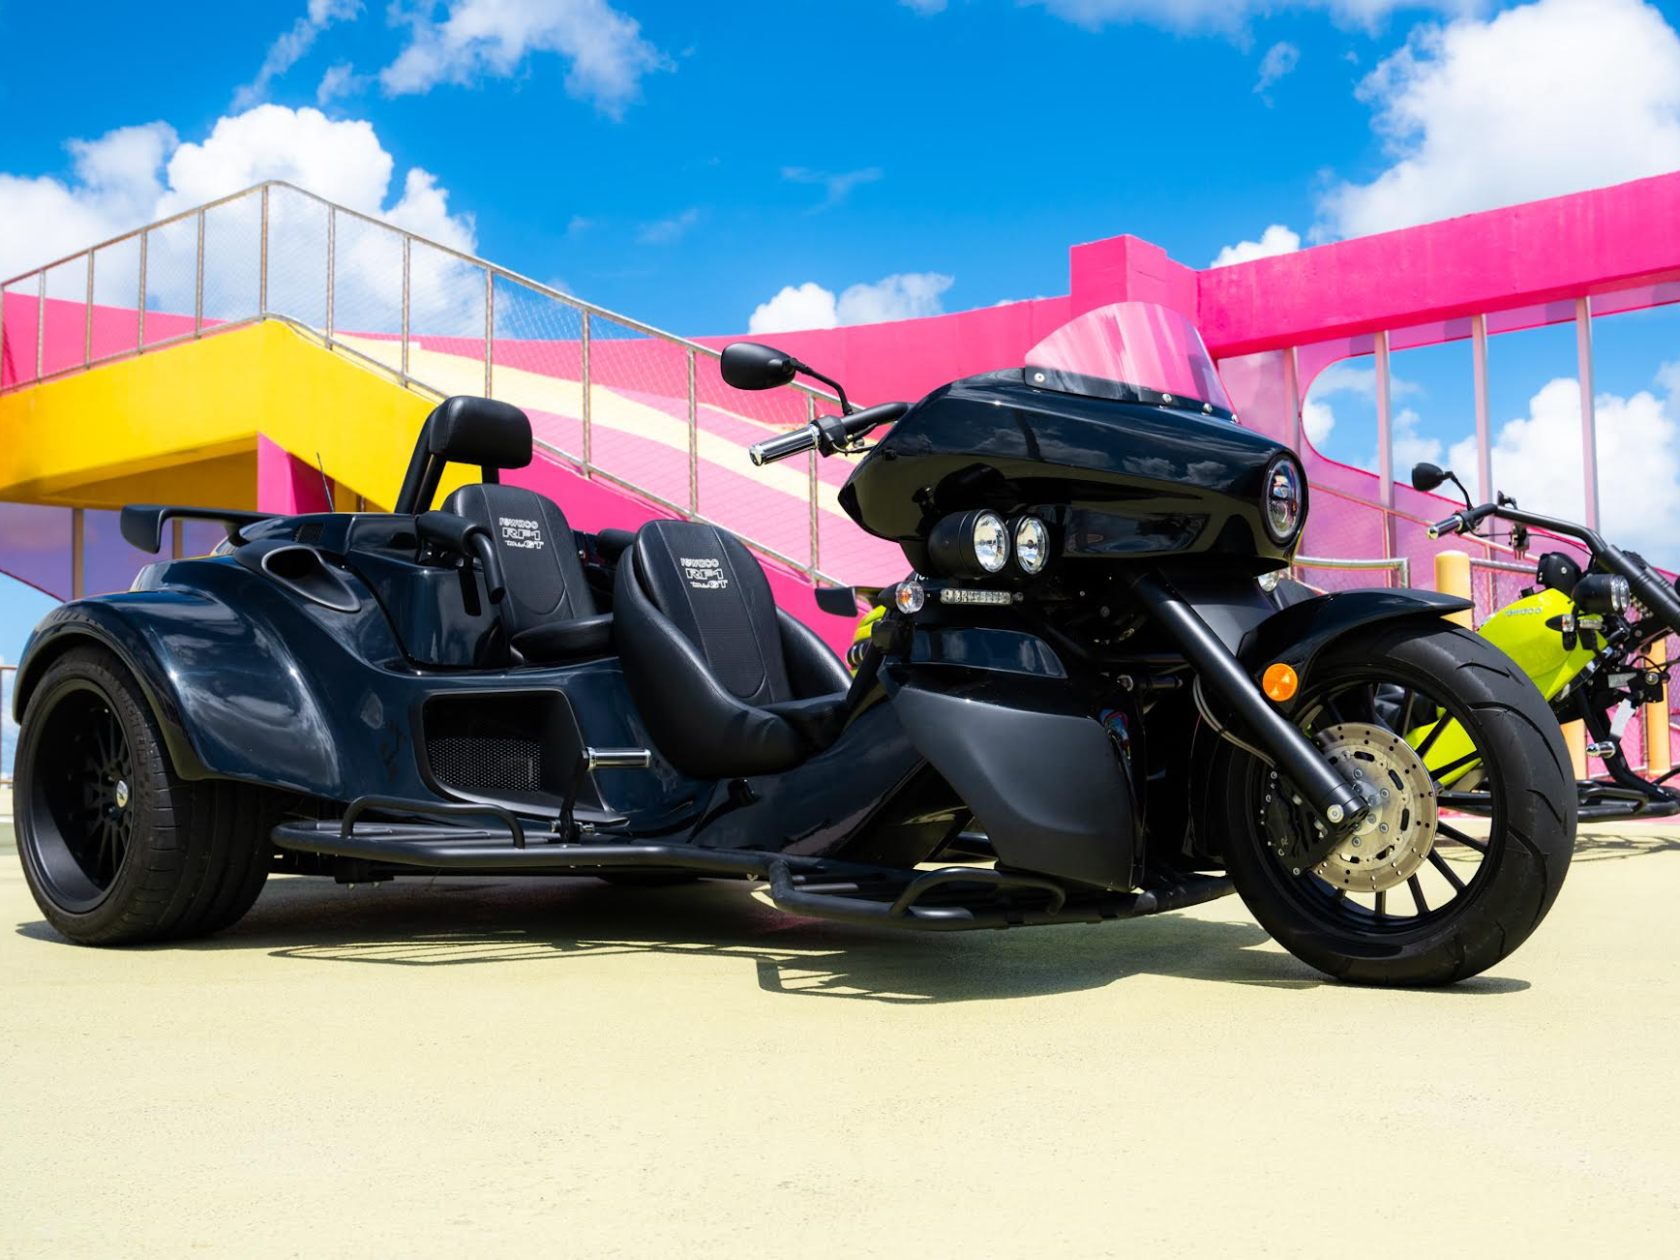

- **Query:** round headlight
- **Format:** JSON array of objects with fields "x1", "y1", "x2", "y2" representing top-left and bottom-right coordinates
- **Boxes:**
[
  {"x1": 972, "y1": 511, "x2": 1009, "y2": 573},
  {"x1": 1573, "y1": 573, "x2": 1632, "y2": 616},
  {"x1": 1263, "y1": 456, "x2": 1304, "y2": 544},
  {"x1": 1014, "y1": 517, "x2": 1050, "y2": 575}
]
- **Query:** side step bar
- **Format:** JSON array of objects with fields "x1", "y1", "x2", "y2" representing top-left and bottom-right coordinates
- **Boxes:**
[{"x1": 272, "y1": 815, "x2": 1234, "y2": 933}]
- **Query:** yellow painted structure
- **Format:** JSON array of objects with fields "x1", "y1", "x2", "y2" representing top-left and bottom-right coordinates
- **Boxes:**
[{"x1": 0, "y1": 322, "x2": 448, "y2": 512}]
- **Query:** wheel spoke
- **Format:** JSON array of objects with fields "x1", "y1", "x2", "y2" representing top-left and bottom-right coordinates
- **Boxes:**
[
  {"x1": 1428, "y1": 849, "x2": 1467, "y2": 891},
  {"x1": 1396, "y1": 687, "x2": 1420, "y2": 737},
  {"x1": 1430, "y1": 751, "x2": 1481, "y2": 783},
  {"x1": 1374, "y1": 890, "x2": 1387, "y2": 917},
  {"x1": 1408, "y1": 874, "x2": 1429, "y2": 915},
  {"x1": 1435, "y1": 821, "x2": 1489, "y2": 853},
  {"x1": 1413, "y1": 713, "x2": 1452, "y2": 758}
]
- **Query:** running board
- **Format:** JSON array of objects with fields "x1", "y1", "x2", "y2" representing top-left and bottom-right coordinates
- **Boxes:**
[{"x1": 270, "y1": 820, "x2": 1234, "y2": 932}]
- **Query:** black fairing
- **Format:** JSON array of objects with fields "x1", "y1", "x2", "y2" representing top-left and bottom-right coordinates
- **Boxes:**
[
  {"x1": 882, "y1": 664, "x2": 1138, "y2": 889},
  {"x1": 839, "y1": 370, "x2": 1299, "y2": 573}
]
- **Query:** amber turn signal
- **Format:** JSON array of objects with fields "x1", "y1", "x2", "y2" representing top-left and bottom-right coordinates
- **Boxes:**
[{"x1": 1262, "y1": 662, "x2": 1299, "y2": 702}]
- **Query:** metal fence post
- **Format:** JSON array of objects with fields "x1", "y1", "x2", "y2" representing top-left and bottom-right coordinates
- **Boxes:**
[
  {"x1": 1471, "y1": 313, "x2": 1492, "y2": 504},
  {"x1": 84, "y1": 252, "x2": 95, "y2": 367},
  {"x1": 137, "y1": 231, "x2": 148, "y2": 349},
  {"x1": 1284, "y1": 345, "x2": 1302, "y2": 452},
  {"x1": 259, "y1": 184, "x2": 270, "y2": 317},
  {"x1": 35, "y1": 271, "x2": 45, "y2": 380},
  {"x1": 483, "y1": 268, "x2": 494, "y2": 398},
  {"x1": 70, "y1": 508, "x2": 85, "y2": 599},
  {"x1": 580, "y1": 311, "x2": 592, "y2": 473},
  {"x1": 325, "y1": 206, "x2": 336, "y2": 347},
  {"x1": 193, "y1": 208, "x2": 205, "y2": 336},
  {"x1": 807, "y1": 392, "x2": 820, "y2": 577},
  {"x1": 400, "y1": 234, "x2": 411, "y2": 384},
  {"x1": 686, "y1": 347, "x2": 699, "y2": 516},
  {"x1": 1374, "y1": 329, "x2": 1394, "y2": 558},
  {"x1": 1577, "y1": 295, "x2": 1599, "y2": 532}
]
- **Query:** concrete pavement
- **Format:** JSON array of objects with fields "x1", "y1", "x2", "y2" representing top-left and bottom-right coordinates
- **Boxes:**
[{"x1": 2, "y1": 824, "x2": 1678, "y2": 1258}]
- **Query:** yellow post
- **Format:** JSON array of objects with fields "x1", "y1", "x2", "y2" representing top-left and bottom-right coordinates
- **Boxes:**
[
  {"x1": 1433, "y1": 550, "x2": 1473, "y2": 627},
  {"x1": 1563, "y1": 721, "x2": 1589, "y2": 779},
  {"x1": 1645, "y1": 639, "x2": 1671, "y2": 778}
]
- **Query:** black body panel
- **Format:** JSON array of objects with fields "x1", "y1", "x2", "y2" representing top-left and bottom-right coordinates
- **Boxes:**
[{"x1": 882, "y1": 665, "x2": 1137, "y2": 889}]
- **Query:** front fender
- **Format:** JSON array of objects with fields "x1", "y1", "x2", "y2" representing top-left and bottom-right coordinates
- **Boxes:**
[
  {"x1": 15, "y1": 592, "x2": 342, "y2": 789},
  {"x1": 1238, "y1": 588, "x2": 1472, "y2": 699}
]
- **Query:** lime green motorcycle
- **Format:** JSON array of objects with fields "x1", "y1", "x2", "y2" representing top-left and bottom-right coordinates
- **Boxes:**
[{"x1": 1410, "y1": 461, "x2": 1680, "y2": 820}]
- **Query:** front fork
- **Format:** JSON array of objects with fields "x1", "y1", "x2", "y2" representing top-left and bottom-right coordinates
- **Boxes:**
[{"x1": 1127, "y1": 573, "x2": 1369, "y2": 842}]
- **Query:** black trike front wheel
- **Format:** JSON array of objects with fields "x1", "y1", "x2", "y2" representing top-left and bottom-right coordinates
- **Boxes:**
[{"x1": 1213, "y1": 621, "x2": 1575, "y2": 985}]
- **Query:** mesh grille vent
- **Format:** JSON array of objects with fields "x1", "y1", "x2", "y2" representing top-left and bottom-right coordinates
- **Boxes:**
[{"x1": 429, "y1": 736, "x2": 542, "y2": 792}]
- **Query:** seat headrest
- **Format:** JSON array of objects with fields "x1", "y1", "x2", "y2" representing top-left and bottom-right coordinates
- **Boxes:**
[{"x1": 424, "y1": 396, "x2": 532, "y2": 470}]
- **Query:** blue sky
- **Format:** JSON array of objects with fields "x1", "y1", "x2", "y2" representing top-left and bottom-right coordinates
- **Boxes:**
[{"x1": 5, "y1": 0, "x2": 1680, "y2": 734}]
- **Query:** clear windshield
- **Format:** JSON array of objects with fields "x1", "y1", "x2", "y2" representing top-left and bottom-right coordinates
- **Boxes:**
[{"x1": 1024, "y1": 302, "x2": 1233, "y2": 416}]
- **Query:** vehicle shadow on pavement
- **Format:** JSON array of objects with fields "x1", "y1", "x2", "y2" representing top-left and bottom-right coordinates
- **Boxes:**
[
  {"x1": 16, "y1": 873, "x2": 1531, "y2": 1003},
  {"x1": 1572, "y1": 829, "x2": 1680, "y2": 862}
]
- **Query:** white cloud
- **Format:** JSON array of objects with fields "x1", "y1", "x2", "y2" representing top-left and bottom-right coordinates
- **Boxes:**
[
  {"x1": 637, "y1": 207, "x2": 700, "y2": 245},
  {"x1": 1023, "y1": 1, "x2": 1482, "y2": 35},
  {"x1": 0, "y1": 123, "x2": 174, "y2": 280},
  {"x1": 1255, "y1": 41, "x2": 1300, "y2": 96},
  {"x1": 316, "y1": 62, "x2": 368, "y2": 105},
  {"x1": 1391, "y1": 406, "x2": 1443, "y2": 471},
  {"x1": 381, "y1": 0, "x2": 668, "y2": 118},
  {"x1": 749, "y1": 283, "x2": 840, "y2": 335},
  {"x1": 1302, "y1": 397, "x2": 1337, "y2": 446},
  {"x1": 1210, "y1": 223, "x2": 1301, "y2": 267},
  {"x1": 1319, "y1": 0, "x2": 1680, "y2": 239},
  {"x1": 837, "y1": 273, "x2": 955, "y2": 326},
  {"x1": 781, "y1": 166, "x2": 884, "y2": 211},
  {"x1": 0, "y1": 106, "x2": 479, "y2": 335},
  {"x1": 1299, "y1": 360, "x2": 1424, "y2": 457},
  {"x1": 747, "y1": 272, "x2": 956, "y2": 334},
  {"x1": 1451, "y1": 373, "x2": 1680, "y2": 567},
  {"x1": 234, "y1": 0, "x2": 363, "y2": 109}
]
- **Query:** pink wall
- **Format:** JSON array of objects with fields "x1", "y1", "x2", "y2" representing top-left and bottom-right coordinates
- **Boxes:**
[{"x1": 696, "y1": 171, "x2": 1680, "y2": 409}]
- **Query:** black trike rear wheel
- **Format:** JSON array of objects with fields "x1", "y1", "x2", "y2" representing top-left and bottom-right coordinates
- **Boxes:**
[{"x1": 15, "y1": 645, "x2": 280, "y2": 946}]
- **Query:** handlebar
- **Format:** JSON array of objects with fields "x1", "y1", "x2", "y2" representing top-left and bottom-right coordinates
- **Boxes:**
[
  {"x1": 1432, "y1": 498, "x2": 1680, "y2": 634},
  {"x1": 749, "y1": 425, "x2": 818, "y2": 467},
  {"x1": 1427, "y1": 503, "x2": 1496, "y2": 539},
  {"x1": 747, "y1": 400, "x2": 912, "y2": 466}
]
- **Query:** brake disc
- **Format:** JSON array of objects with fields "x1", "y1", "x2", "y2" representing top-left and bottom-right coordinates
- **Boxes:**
[{"x1": 1303, "y1": 721, "x2": 1439, "y2": 893}]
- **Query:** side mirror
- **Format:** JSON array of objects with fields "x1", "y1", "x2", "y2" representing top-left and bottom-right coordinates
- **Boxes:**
[
  {"x1": 721, "y1": 342, "x2": 799, "y2": 391},
  {"x1": 1411, "y1": 461, "x2": 1448, "y2": 493}
]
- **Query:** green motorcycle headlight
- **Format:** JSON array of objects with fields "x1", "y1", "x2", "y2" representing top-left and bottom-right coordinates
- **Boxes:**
[{"x1": 1574, "y1": 574, "x2": 1631, "y2": 615}]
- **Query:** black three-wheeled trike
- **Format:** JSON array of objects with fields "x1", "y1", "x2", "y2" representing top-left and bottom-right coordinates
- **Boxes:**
[{"x1": 10, "y1": 303, "x2": 1575, "y2": 983}]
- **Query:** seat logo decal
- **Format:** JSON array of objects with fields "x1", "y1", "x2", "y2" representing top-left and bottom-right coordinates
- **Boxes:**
[
  {"x1": 681, "y1": 556, "x2": 729, "y2": 591},
  {"x1": 498, "y1": 516, "x2": 544, "y2": 550}
]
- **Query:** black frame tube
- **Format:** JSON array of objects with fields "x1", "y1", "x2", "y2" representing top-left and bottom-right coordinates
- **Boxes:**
[{"x1": 1128, "y1": 572, "x2": 1366, "y2": 827}]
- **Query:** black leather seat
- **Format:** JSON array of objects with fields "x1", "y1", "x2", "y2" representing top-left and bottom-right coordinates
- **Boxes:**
[
  {"x1": 443, "y1": 482, "x2": 611, "y2": 663},
  {"x1": 614, "y1": 520, "x2": 851, "y2": 778}
]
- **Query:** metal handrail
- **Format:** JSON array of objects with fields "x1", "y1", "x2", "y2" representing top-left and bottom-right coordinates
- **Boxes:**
[
  {"x1": 1292, "y1": 554, "x2": 1411, "y2": 587},
  {"x1": 0, "y1": 180, "x2": 846, "y2": 584}
]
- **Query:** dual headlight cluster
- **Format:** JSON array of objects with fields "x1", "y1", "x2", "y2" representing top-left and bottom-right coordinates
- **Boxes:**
[{"x1": 928, "y1": 509, "x2": 1052, "y2": 578}]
